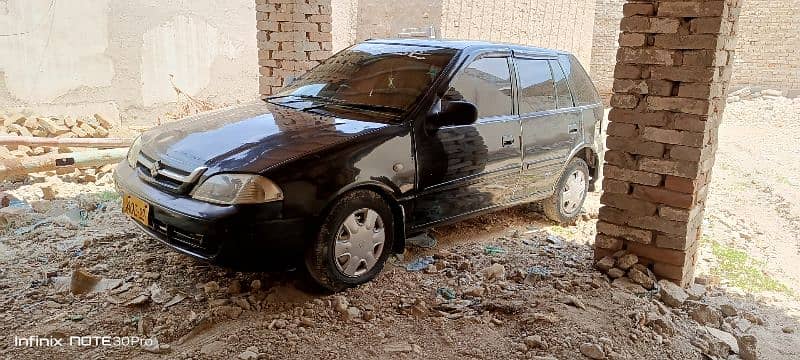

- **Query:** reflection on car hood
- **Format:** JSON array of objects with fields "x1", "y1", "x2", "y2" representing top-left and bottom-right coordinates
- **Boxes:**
[{"x1": 139, "y1": 101, "x2": 390, "y2": 174}]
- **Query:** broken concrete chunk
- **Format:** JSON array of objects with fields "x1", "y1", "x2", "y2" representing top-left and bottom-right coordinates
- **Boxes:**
[{"x1": 658, "y1": 280, "x2": 688, "y2": 308}]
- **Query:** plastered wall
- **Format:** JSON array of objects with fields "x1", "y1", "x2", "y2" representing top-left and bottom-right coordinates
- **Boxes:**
[{"x1": 0, "y1": 0, "x2": 259, "y2": 126}]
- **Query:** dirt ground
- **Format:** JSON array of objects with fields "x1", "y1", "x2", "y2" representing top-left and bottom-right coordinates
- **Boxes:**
[{"x1": 1, "y1": 95, "x2": 799, "y2": 359}]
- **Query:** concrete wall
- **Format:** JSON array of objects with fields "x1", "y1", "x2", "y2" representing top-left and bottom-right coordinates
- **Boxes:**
[
  {"x1": 0, "y1": 0, "x2": 258, "y2": 127},
  {"x1": 591, "y1": 0, "x2": 800, "y2": 101},
  {"x1": 440, "y1": 0, "x2": 597, "y2": 70}
]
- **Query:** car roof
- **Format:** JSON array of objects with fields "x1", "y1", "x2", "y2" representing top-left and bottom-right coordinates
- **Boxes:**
[{"x1": 364, "y1": 38, "x2": 570, "y2": 57}]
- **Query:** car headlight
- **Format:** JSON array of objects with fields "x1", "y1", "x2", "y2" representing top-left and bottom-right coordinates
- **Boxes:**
[
  {"x1": 127, "y1": 135, "x2": 143, "y2": 168},
  {"x1": 191, "y1": 174, "x2": 283, "y2": 205}
]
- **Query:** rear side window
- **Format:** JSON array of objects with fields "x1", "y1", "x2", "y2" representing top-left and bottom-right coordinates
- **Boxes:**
[
  {"x1": 550, "y1": 60, "x2": 574, "y2": 109},
  {"x1": 444, "y1": 57, "x2": 513, "y2": 119},
  {"x1": 558, "y1": 54, "x2": 599, "y2": 107},
  {"x1": 515, "y1": 59, "x2": 555, "y2": 114}
]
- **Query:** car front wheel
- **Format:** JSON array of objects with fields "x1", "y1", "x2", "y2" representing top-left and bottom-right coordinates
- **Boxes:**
[
  {"x1": 305, "y1": 190, "x2": 394, "y2": 292},
  {"x1": 543, "y1": 158, "x2": 589, "y2": 225}
]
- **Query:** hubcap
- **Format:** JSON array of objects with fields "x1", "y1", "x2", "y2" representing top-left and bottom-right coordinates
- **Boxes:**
[
  {"x1": 333, "y1": 208, "x2": 385, "y2": 277},
  {"x1": 561, "y1": 170, "x2": 587, "y2": 215}
]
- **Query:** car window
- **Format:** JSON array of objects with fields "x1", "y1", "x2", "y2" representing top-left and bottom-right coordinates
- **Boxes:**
[
  {"x1": 550, "y1": 60, "x2": 575, "y2": 109},
  {"x1": 444, "y1": 57, "x2": 513, "y2": 119},
  {"x1": 558, "y1": 54, "x2": 599, "y2": 107},
  {"x1": 516, "y1": 59, "x2": 556, "y2": 114}
]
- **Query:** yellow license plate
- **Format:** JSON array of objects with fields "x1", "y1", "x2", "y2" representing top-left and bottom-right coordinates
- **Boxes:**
[{"x1": 122, "y1": 194, "x2": 150, "y2": 225}]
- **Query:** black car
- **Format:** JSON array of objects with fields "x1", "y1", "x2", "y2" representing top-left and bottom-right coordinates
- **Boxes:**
[{"x1": 115, "y1": 39, "x2": 603, "y2": 291}]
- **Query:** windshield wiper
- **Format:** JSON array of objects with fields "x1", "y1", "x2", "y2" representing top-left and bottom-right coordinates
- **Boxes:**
[{"x1": 322, "y1": 101, "x2": 405, "y2": 114}]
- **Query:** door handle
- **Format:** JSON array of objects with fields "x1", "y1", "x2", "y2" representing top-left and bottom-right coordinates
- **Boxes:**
[
  {"x1": 501, "y1": 135, "x2": 515, "y2": 147},
  {"x1": 569, "y1": 128, "x2": 579, "y2": 134}
]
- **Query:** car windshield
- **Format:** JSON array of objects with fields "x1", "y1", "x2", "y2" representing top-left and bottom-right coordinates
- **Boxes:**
[{"x1": 272, "y1": 43, "x2": 457, "y2": 122}]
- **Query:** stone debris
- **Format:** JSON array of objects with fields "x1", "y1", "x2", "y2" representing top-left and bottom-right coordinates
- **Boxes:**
[
  {"x1": 658, "y1": 280, "x2": 689, "y2": 308},
  {"x1": 579, "y1": 342, "x2": 606, "y2": 359},
  {"x1": 704, "y1": 326, "x2": 739, "y2": 354},
  {"x1": 595, "y1": 251, "x2": 656, "y2": 289}
]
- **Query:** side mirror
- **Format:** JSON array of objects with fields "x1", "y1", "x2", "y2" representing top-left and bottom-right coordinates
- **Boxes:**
[{"x1": 429, "y1": 101, "x2": 478, "y2": 127}]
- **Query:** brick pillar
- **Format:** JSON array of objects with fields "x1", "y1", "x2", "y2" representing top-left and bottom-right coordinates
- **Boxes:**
[
  {"x1": 256, "y1": 0, "x2": 333, "y2": 97},
  {"x1": 595, "y1": 0, "x2": 742, "y2": 286}
]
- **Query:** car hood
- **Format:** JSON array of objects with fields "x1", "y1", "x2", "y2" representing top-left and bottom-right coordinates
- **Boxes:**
[{"x1": 139, "y1": 101, "x2": 393, "y2": 174}]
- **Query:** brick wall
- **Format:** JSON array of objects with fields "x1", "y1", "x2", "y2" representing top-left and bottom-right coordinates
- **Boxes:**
[
  {"x1": 256, "y1": 0, "x2": 333, "y2": 97},
  {"x1": 440, "y1": 0, "x2": 597, "y2": 70},
  {"x1": 592, "y1": 0, "x2": 800, "y2": 101}
]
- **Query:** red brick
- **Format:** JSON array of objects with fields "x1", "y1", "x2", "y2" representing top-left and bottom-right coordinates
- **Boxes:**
[
  {"x1": 627, "y1": 215, "x2": 688, "y2": 235},
  {"x1": 657, "y1": 1, "x2": 726, "y2": 18},
  {"x1": 620, "y1": 16, "x2": 680, "y2": 33},
  {"x1": 614, "y1": 64, "x2": 643, "y2": 79},
  {"x1": 650, "y1": 66, "x2": 717, "y2": 82},
  {"x1": 627, "y1": 241, "x2": 698, "y2": 267},
  {"x1": 597, "y1": 221, "x2": 653, "y2": 244},
  {"x1": 604, "y1": 150, "x2": 637, "y2": 169},
  {"x1": 658, "y1": 206, "x2": 692, "y2": 222},
  {"x1": 669, "y1": 145, "x2": 703, "y2": 162},
  {"x1": 672, "y1": 114, "x2": 708, "y2": 132},
  {"x1": 595, "y1": 234, "x2": 624, "y2": 250},
  {"x1": 608, "y1": 109, "x2": 669, "y2": 127},
  {"x1": 653, "y1": 34, "x2": 722, "y2": 50},
  {"x1": 619, "y1": 33, "x2": 647, "y2": 47},
  {"x1": 641, "y1": 127, "x2": 705, "y2": 147},
  {"x1": 600, "y1": 192, "x2": 659, "y2": 215},
  {"x1": 678, "y1": 82, "x2": 723, "y2": 99},
  {"x1": 631, "y1": 185, "x2": 694, "y2": 209},
  {"x1": 638, "y1": 157, "x2": 700, "y2": 178},
  {"x1": 603, "y1": 165, "x2": 663, "y2": 187},
  {"x1": 645, "y1": 96, "x2": 713, "y2": 116},
  {"x1": 611, "y1": 94, "x2": 640, "y2": 109},
  {"x1": 606, "y1": 122, "x2": 639, "y2": 138},
  {"x1": 664, "y1": 175, "x2": 697, "y2": 193},
  {"x1": 683, "y1": 50, "x2": 728, "y2": 67},
  {"x1": 606, "y1": 136, "x2": 665, "y2": 157},
  {"x1": 603, "y1": 178, "x2": 631, "y2": 194},
  {"x1": 618, "y1": 48, "x2": 681, "y2": 65},
  {"x1": 623, "y1": 3, "x2": 654, "y2": 16}
]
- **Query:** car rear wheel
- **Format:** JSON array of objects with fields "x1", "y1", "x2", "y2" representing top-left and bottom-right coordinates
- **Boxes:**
[
  {"x1": 543, "y1": 158, "x2": 589, "y2": 225},
  {"x1": 305, "y1": 190, "x2": 394, "y2": 292}
]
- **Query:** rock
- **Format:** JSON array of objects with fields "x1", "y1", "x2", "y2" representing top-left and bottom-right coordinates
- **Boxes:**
[
  {"x1": 689, "y1": 303, "x2": 722, "y2": 327},
  {"x1": 686, "y1": 284, "x2": 706, "y2": 300},
  {"x1": 333, "y1": 296, "x2": 349, "y2": 313},
  {"x1": 524, "y1": 335, "x2": 546, "y2": 349},
  {"x1": 612, "y1": 277, "x2": 647, "y2": 294},
  {"x1": 70, "y1": 268, "x2": 101, "y2": 295},
  {"x1": 482, "y1": 263, "x2": 506, "y2": 281},
  {"x1": 384, "y1": 342, "x2": 420, "y2": 353},
  {"x1": 237, "y1": 349, "x2": 259, "y2": 360},
  {"x1": 607, "y1": 267, "x2": 625, "y2": 279},
  {"x1": 202, "y1": 281, "x2": 220, "y2": 294},
  {"x1": 228, "y1": 279, "x2": 242, "y2": 294},
  {"x1": 595, "y1": 256, "x2": 615, "y2": 272},
  {"x1": 736, "y1": 334, "x2": 757, "y2": 360},
  {"x1": 148, "y1": 283, "x2": 170, "y2": 304},
  {"x1": 561, "y1": 295, "x2": 587, "y2": 310},
  {"x1": 345, "y1": 306, "x2": 361, "y2": 321},
  {"x1": 782, "y1": 326, "x2": 795, "y2": 334},
  {"x1": 616, "y1": 253, "x2": 638, "y2": 270},
  {"x1": 658, "y1": 280, "x2": 688, "y2": 308},
  {"x1": 250, "y1": 279, "x2": 262, "y2": 291},
  {"x1": 627, "y1": 267, "x2": 654, "y2": 289},
  {"x1": 720, "y1": 304, "x2": 738, "y2": 317},
  {"x1": 705, "y1": 326, "x2": 739, "y2": 354},
  {"x1": 579, "y1": 342, "x2": 605, "y2": 359},
  {"x1": 141, "y1": 337, "x2": 169, "y2": 354},
  {"x1": 464, "y1": 286, "x2": 484, "y2": 297},
  {"x1": 213, "y1": 305, "x2": 243, "y2": 319}
]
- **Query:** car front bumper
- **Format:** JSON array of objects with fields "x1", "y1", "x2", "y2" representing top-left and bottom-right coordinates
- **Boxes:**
[{"x1": 113, "y1": 162, "x2": 313, "y2": 267}]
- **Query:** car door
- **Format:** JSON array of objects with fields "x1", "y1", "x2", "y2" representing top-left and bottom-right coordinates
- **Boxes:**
[
  {"x1": 412, "y1": 53, "x2": 522, "y2": 228},
  {"x1": 516, "y1": 55, "x2": 582, "y2": 198}
]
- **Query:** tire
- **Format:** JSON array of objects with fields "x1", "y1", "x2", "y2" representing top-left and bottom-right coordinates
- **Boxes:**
[
  {"x1": 304, "y1": 190, "x2": 394, "y2": 292},
  {"x1": 543, "y1": 158, "x2": 590, "y2": 225}
]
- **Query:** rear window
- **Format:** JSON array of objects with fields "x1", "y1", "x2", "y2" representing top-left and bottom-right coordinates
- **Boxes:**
[
  {"x1": 558, "y1": 54, "x2": 599, "y2": 107},
  {"x1": 515, "y1": 59, "x2": 556, "y2": 114}
]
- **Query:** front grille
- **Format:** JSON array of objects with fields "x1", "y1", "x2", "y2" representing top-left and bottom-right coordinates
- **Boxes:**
[
  {"x1": 136, "y1": 152, "x2": 207, "y2": 194},
  {"x1": 150, "y1": 218, "x2": 219, "y2": 256}
]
